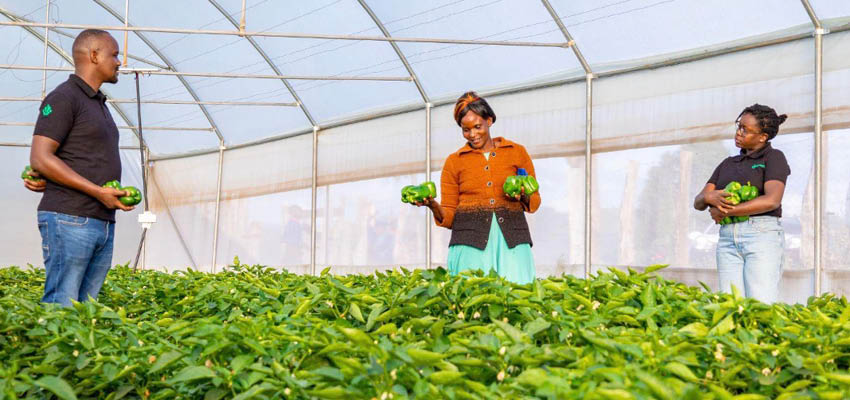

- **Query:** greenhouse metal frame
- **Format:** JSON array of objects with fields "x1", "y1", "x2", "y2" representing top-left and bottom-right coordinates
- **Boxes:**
[{"x1": 1, "y1": 0, "x2": 848, "y2": 304}]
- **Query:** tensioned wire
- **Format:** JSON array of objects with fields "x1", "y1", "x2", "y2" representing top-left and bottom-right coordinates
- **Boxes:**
[{"x1": 140, "y1": 0, "x2": 669, "y2": 129}]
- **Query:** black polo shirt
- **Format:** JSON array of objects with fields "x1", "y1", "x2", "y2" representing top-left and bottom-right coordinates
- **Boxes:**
[
  {"x1": 33, "y1": 74, "x2": 121, "y2": 222},
  {"x1": 707, "y1": 143, "x2": 790, "y2": 218}
]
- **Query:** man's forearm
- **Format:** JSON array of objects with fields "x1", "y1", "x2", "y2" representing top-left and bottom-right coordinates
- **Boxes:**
[{"x1": 31, "y1": 152, "x2": 101, "y2": 197}]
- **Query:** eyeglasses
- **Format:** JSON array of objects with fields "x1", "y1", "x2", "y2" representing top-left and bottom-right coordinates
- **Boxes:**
[{"x1": 735, "y1": 121, "x2": 761, "y2": 136}]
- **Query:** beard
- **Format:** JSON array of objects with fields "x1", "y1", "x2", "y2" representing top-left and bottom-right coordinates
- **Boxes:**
[{"x1": 107, "y1": 73, "x2": 119, "y2": 84}]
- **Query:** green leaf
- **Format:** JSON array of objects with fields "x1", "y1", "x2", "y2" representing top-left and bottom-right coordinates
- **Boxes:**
[
  {"x1": 349, "y1": 303, "x2": 365, "y2": 323},
  {"x1": 678, "y1": 322, "x2": 708, "y2": 337},
  {"x1": 169, "y1": 366, "x2": 215, "y2": 383},
  {"x1": 710, "y1": 314, "x2": 735, "y2": 336},
  {"x1": 493, "y1": 319, "x2": 529, "y2": 344},
  {"x1": 34, "y1": 376, "x2": 77, "y2": 400},
  {"x1": 149, "y1": 351, "x2": 183, "y2": 374},
  {"x1": 523, "y1": 318, "x2": 551, "y2": 337},
  {"x1": 664, "y1": 362, "x2": 699, "y2": 383}
]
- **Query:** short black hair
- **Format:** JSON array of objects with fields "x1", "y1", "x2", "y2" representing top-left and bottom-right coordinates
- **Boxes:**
[
  {"x1": 737, "y1": 103, "x2": 788, "y2": 140},
  {"x1": 454, "y1": 91, "x2": 496, "y2": 126},
  {"x1": 72, "y1": 29, "x2": 112, "y2": 55}
]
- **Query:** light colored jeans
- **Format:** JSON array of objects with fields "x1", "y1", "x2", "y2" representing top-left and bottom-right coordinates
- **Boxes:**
[
  {"x1": 716, "y1": 216, "x2": 784, "y2": 303},
  {"x1": 38, "y1": 211, "x2": 115, "y2": 307}
]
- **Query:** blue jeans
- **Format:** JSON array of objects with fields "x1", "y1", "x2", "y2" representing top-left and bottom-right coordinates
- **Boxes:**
[
  {"x1": 716, "y1": 216, "x2": 784, "y2": 303},
  {"x1": 38, "y1": 211, "x2": 115, "y2": 307}
]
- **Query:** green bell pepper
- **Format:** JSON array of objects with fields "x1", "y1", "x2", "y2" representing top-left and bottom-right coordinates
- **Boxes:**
[
  {"x1": 502, "y1": 175, "x2": 523, "y2": 197},
  {"x1": 521, "y1": 175, "x2": 539, "y2": 196},
  {"x1": 401, "y1": 182, "x2": 436, "y2": 204},
  {"x1": 21, "y1": 165, "x2": 44, "y2": 182},
  {"x1": 739, "y1": 181, "x2": 758, "y2": 202},
  {"x1": 119, "y1": 186, "x2": 142, "y2": 206},
  {"x1": 102, "y1": 180, "x2": 142, "y2": 206}
]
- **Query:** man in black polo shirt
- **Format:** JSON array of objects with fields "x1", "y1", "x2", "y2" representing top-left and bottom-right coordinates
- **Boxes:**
[{"x1": 23, "y1": 29, "x2": 133, "y2": 306}]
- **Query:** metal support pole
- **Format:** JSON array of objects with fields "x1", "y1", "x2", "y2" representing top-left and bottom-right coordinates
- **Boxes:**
[
  {"x1": 122, "y1": 0, "x2": 129, "y2": 66},
  {"x1": 584, "y1": 74, "x2": 593, "y2": 279},
  {"x1": 814, "y1": 28, "x2": 824, "y2": 295},
  {"x1": 800, "y1": 0, "x2": 824, "y2": 295},
  {"x1": 239, "y1": 0, "x2": 247, "y2": 33},
  {"x1": 211, "y1": 140, "x2": 224, "y2": 273},
  {"x1": 311, "y1": 126, "x2": 319, "y2": 276},
  {"x1": 132, "y1": 72, "x2": 149, "y2": 272},
  {"x1": 40, "y1": 0, "x2": 49, "y2": 97},
  {"x1": 425, "y1": 103, "x2": 432, "y2": 269}
]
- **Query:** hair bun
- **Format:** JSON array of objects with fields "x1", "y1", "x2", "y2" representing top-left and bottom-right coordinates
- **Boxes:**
[{"x1": 777, "y1": 114, "x2": 788, "y2": 125}]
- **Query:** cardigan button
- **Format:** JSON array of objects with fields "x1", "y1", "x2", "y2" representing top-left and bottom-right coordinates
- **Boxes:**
[
  {"x1": 486, "y1": 181, "x2": 492, "y2": 187},
  {"x1": 490, "y1": 152, "x2": 496, "y2": 157},
  {"x1": 498, "y1": 217, "x2": 504, "y2": 223},
  {"x1": 489, "y1": 199, "x2": 495, "y2": 205},
  {"x1": 484, "y1": 165, "x2": 489, "y2": 171}
]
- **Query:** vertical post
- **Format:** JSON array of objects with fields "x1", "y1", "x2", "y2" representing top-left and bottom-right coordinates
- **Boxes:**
[
  {"x1": 311, "y1": 126, "x2": 319, "y2": 276},
  {"x1": 425, "y1": 103, "x2": 432, "y2": 269},
  {"x1": 211, "y1": 140, "x2": 224, "y2": 273},
  {"x1": 584, "y1": 74, "x2": 593, "y2": 279},
  {"x1": 814, "y1": 28, "x2": 824, "y2": 295},
  {"x1": 41, "y1": 0, "x2": 49, "y2": 97},
  {"x1": 122, "y1": 0, "x2": 129, "y2": 66},
  {"x1": 239, "y1": 0, "x2": 247, "y2": 33}
]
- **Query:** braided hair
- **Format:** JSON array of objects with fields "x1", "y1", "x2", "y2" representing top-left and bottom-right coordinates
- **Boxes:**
[
  {"x1": 737, "y1": 104, "x2": 788, "y2": 140},
  {"x1": 454, "y1": 91, "x2": 496, "y2": 126}
]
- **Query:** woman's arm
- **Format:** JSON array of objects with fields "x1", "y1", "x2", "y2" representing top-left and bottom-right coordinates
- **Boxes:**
[
  {"x1": 723, "y1": 180, "x2": 785, "y2": 217},
  {"x1": 694, "y1": 183, "x2": 734, "y2": 212},
  {"x1": 418, "y1": 156, "x2": 458, "y2": 228}
]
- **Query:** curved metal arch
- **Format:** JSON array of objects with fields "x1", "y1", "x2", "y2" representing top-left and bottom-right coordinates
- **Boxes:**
[
  {"x1": 356, "y1": 0, "x2": 429, "y2": 103},
  {"x1": 93, "y1": 0, "x2": 225, "y2": 143},
  {"x1": 206, "y1": 0, "x2": 316, "y2": 127},
  {"x1": 0, "y1": 6, "x2": 141, "y2": 144}
]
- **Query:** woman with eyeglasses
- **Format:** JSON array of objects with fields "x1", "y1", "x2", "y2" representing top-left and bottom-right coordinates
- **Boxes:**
[{"x1": 693, "y1": 104, "x2": 790, "y2": 303}]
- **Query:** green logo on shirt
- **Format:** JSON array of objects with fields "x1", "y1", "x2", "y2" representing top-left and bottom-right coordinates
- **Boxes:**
[
  {"x1": 41, "y1": 104, "x2": 52, "y2": 116},
  {"x1": 752, "y1": 163, "x2": 765, "y2": 169}
]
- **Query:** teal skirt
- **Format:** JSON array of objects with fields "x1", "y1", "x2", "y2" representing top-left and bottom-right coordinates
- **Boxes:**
[{"x1": 447, "y1": 213, "x2": 535, "y2": 284}]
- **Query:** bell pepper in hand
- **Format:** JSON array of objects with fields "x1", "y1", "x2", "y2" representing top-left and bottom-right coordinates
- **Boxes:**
[
  {"x1": 502, "y1": 175, "x2": 523, "y2": 197},
  {"x1": 119, "y1": 186, "x2": 142, "y2": 206},
  {"x1": 21, "y1": 165, "x2": 44, "y2": 182},
  {"x1": 401, "y1": 181, "x2": 437, "y2": 204},
  {"x1": 739, "y1": 181, "x2": 758, "y2": 202},
  {"x1": 102, "y1": 180, "x2": 143, "y2": 206}
]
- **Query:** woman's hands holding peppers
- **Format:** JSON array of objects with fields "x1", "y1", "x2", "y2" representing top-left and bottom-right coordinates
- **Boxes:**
[
  {"x1": 704, "y1": 189, "x2": 736, "y2": 213},
  {"x1": 709, "y1": 206, "x2": 727, "y2": 224}
]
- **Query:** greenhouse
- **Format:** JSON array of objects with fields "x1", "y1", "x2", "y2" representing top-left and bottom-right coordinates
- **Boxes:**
[{"x1": 2, "y1": 0, "x2": 850, "y2": 398}]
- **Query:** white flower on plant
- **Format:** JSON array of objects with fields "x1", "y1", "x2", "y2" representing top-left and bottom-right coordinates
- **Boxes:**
[
  {"x1": 457, "y1": 312, "x2": 465, "y2": 320},
  {"x1": 499, "y1": 346, "x2": 506, "y2": 356},
  {"x1": 73, "y1": 350, "x2": 79, "y2": 357},
  {"x1": 761, "y1": 368, "x2": 771, "y2": 376},
  {"x1": 473, "y1": 312, "x2": 480, "y2": 319},
  {"x1": 592, "y1": 301, "x2": 601, "y2": 310},
  {"x1": 391, "y1": 369, "x2": 397, "y2": 380},
  {"x1": 551, "y1": 311, "x2": 558, "y2": 318},
  {"x1": 497, "y1": 370, "x2": 506, "y2": 381},
  {"x1": 772, "y1": 349, "x2": 780, "y2": 357},
  {"x1": 284, "y1": 388, "x2": 291, "y2": 396},
  {"x1": 705, "y1": 370, "x2": 713, "y2": 379}
]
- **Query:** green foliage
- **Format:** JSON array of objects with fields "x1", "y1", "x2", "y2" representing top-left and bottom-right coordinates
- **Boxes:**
[{"x1": 1, "y1": 262, "x2": 849, "y2": 399}]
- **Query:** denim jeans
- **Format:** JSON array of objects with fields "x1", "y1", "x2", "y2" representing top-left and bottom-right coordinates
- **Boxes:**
[
  {"x1": 37, "y1": 211, "x2": 115, "y2": 307},
  {"x1": 716, "y1": 216, "x2": 784, "y2": 303}
]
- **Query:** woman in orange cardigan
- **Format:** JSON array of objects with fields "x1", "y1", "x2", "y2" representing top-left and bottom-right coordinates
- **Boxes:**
[{"x1": 415, "y1": 92, "x2": 541, "y2": 284}]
